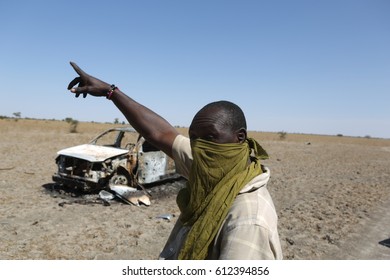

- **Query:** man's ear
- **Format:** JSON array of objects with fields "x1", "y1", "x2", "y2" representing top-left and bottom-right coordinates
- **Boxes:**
[{"x1": 236, "y1": 128, "x2": 247, "y2": 143}]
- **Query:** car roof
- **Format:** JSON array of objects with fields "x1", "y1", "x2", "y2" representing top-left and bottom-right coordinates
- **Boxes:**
[
  {"x1": 89, "y1": 127, "x2": 138, "y2": 144},
  {"x1": 95, "y1": 127, "x2": 137, "y2": 135},
  {"x1": 107, "y1": 127, "x2": 137, "y2": 133}
]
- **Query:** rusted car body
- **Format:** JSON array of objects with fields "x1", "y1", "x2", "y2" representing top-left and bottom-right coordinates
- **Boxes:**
[{"x1": 52, "y1": 127, "x2": 178, "y2": 192}]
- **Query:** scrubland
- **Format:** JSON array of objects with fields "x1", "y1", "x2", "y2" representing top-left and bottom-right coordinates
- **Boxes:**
[{"x1": 1, "y1": 119, "x2": 389, "y2": 259}]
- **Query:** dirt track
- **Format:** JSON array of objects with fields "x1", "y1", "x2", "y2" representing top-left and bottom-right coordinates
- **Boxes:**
[{"x1": 1, "y1": 119, "x2": 389, "y2": 259}]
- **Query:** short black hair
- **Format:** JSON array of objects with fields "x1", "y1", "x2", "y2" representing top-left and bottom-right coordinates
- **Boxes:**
[{"x1": 202, "y1": 100, "x2": 247, "y2": 131}]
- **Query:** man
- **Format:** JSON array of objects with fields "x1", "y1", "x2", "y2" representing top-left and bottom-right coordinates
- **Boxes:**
[{"x1": 67, "y1": 62, "x2": 283, "y2": 260}]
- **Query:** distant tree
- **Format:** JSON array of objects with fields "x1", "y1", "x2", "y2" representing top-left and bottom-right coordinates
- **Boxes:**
[
  {"x1": 64, "y1": 117, "x2": 79, "y2": 133},
  {"x1": 13, "y1": 112, "x2": 21, "y2": 118},
  {"x1": 278, "y1": 131, "x2": 287, "y2": 140},
  {"x1": 69, "y1": 119, "x2": 79, "y2": 133},
  {"x1": 114, "y1": 118, "x2": 119, "y2": 124}
]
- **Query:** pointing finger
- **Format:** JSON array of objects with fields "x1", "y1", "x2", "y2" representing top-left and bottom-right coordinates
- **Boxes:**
[{"x1": 69, "y1": 61, "x2": 86, "y2": 77}]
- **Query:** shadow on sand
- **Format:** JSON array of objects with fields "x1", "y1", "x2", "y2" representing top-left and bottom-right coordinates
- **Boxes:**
[{"x1": 379, "y1": 238, "x2": 390, "y2": 248}]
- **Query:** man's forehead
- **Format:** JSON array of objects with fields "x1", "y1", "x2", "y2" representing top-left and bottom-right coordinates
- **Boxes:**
[
  {"x1": 191, "y1": 108, "x2": 226, "y2": 129},
  {"x1": 190, "y1": 120, "x2": 219, "y2": 132}
]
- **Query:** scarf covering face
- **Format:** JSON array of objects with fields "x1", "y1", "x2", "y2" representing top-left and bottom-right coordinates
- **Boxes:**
[{"x1": 176, "y1": 137, "x2": 269, "y2": 260}]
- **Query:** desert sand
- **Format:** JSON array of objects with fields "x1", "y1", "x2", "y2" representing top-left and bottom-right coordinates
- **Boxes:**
[{"x1": 1, "y1": 118, "x2": 389, "y2": 260}]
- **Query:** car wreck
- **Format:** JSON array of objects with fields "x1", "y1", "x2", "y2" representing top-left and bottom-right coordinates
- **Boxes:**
[{"x1": 52, "y1": 127, "x2": 178, "y2": 204}]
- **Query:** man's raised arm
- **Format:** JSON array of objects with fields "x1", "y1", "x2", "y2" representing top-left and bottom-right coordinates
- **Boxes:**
[{"x1": 67, "y1": 62, "x2": 179, "y2": 158}]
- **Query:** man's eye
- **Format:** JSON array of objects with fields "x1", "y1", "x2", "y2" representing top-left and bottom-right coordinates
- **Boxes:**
[{"x1": 204, "y1": 135, "x2": 214, "y2": 141}]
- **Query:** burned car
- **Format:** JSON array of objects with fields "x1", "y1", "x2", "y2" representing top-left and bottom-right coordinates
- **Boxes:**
[{"x1": 52, "y1": 127, "x2": 178, "y2": 194}]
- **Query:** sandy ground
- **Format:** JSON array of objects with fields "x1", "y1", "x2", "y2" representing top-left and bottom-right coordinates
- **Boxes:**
[{"x1": 1, "y1": 119, "x2": 390, "y2": 260}]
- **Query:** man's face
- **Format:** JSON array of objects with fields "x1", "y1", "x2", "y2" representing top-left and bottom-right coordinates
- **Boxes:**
[{"x1": 189, "y1": 107, "x2": 239, "y2": 144}]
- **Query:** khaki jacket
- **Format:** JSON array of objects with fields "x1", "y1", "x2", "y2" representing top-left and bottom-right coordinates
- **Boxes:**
[{"x1": 159, "y1": 135, "x2": 283, "y2": 260}]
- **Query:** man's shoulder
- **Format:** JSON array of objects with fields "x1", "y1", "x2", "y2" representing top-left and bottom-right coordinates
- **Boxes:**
[
  {"x1": 226, "y1": 185, "x2": 278, "y2": 229},
  {"x1": 172, "y1": 135, "x2": 192, "y2": 179}
]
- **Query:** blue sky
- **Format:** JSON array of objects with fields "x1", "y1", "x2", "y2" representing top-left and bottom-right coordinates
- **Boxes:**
[{"x1": 1, "y1": 0, "x2": 389, "y2": 138}]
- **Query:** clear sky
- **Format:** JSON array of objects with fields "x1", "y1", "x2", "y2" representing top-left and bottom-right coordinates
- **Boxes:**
[{"x1": 1, "y1": 0, "x2": 389, "y2": 138}]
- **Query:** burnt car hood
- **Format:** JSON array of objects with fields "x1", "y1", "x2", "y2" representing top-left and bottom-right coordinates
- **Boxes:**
[{"x1": 56, "y1": 144, "x2": 128, "y2": 162}]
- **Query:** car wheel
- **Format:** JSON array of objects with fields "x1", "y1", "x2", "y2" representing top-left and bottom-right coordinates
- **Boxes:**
[{"x1": 109, "y1": 174, "x2": 129, "y2": 186}]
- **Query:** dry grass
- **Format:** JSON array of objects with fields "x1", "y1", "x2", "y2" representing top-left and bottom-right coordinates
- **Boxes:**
[
  {"x1": 2, "y1": 118, "x2": 388, "y2": 146},
  {"x1": 1, "y1": 118, "x2": 390, "y2": 260}
]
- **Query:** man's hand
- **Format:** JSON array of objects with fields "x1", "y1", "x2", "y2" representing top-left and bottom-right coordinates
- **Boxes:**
[
  {"x1": 67, "y1": 62, "x2": 111, "y2": 98},
  {"x1": 66, "y1": 61, "x2": 179, "y2": 157}
]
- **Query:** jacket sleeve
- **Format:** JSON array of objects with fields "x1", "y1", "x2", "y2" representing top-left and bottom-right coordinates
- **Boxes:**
[{"x1": 171, "y1": 135, "x2": 192, "y2": 179}]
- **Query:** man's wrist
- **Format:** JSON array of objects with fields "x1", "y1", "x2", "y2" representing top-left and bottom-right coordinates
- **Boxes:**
[{"x1": 106, "y1": 84, "x2": 118, "y2": 100}]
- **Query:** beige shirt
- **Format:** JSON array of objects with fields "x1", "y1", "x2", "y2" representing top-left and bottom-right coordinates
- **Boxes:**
[{"x1": 159, "y1": 135, "x2": 283, "y2": 260}]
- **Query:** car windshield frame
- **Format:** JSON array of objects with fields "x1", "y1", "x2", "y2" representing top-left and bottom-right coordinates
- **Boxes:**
[{"x1": 89, "y1": 127, "x2": 138, "y2": 149}]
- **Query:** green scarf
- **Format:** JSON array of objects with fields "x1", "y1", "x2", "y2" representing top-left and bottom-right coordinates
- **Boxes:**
[{"x1": 176, "y1": 137, "x2": 268, "y2": 260}]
